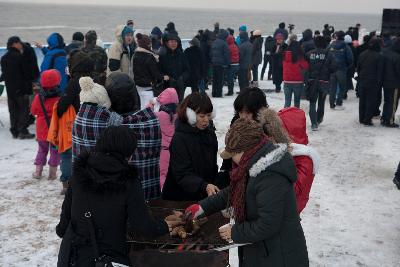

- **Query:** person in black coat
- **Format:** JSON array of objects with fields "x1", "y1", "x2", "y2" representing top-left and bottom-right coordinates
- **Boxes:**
[
  {"x1": 56, "y1": 126, "x2": 182, "y2": 266},
  {"x1": 261, "y1": 36, "x2": 275, "y2": 80},
  {"x1": 381, "y1": 37, "x2": 400, "y2": 127},
  {"x1": 184, "y1": 37, "x2": 206, "y2": 93},
  {"x1": 0, "y1": 36, "x2": 35, "y2": 139},
  {"x1": 357, "y1": 37, "x2": 384, "y2": 126},
  {"x1": 300, "y1": 29, "x2": 316, "y2": 54},
  {"x1": 65, "y1": 32, "x2": 84, "y2": 55},
  {"x1": 162, "y1": 93, "x2": 221, "y2": 201},
  {"x1": 159, "y1": 33, "x2": 189, "y2": 102},
  {"x1": 251, "y1": 31, "x2": 263, "y2": 86},
  {"x1": 210, "y1": 29, "x2": 230, "y2": 98},
  {"x1": 272, "y1": 34, "x2": 288, "y2": 92}
]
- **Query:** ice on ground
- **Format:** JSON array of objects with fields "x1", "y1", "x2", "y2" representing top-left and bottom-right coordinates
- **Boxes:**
[{"x1": 0, "y1": 79, "x2": 399, "y2": 267}]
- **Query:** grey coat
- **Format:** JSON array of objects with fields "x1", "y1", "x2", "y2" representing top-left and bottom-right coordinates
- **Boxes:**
[
  {"x1": 211, "y1": 29, "x2": 230, "y2": 66},
  {"x1": 200, "y1": 142, "x2": 309, "y2": 267}
]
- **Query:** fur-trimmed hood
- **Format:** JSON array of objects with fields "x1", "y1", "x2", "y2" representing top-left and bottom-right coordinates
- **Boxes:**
[
  {"x1": 291, "y1": 143, "x2": 320, "y2": 174},
  {"x1": 248, "y1": 142, "x2": 297, "y2": 184},
  {"x1": 73, "y1": 152, "x2": 137, "y2": 192}
]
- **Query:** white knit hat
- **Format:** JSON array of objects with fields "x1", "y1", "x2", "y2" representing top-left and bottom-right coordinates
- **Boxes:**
[{"x1": 79, "y1": 77, "x2": 111, "y2": 109}]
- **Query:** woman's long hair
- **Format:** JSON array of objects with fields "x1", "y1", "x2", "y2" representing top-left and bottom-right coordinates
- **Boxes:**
[{"x1": 287, "y1": 40, "x2": 304, "y2": 63}]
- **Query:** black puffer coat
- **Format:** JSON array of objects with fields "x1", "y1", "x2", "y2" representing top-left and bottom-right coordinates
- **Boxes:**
[
  {"x1": 184, "y1": 45, "x2": 206, "y2": 87},
  {"x1": 132, "y1": 49, "x2": 163, "y2": 87},
  {"x1": 162, "y1": 120, "x2": 219, "y2": 201},
  {"x1": 200, "y1": 143, "x2": 309, "y2": 267},
  {"x1": 381, "y1": 42, "x2": 400, "y2": 88},
  {"x1": 305, "y1": 47, "x2": 337, "y2": 81},
  {"x1": 56, "y1": 152, "x2": 168, "y2": 266}
]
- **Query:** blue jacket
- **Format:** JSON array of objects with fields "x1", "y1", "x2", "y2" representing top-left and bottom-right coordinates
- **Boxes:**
[
  {"x1": 211, "y1": 29, "x2": 230, "y2": 66},
  {"x1": 328, "y1": 40, "x2": 354, "y2": 71},
  {"x1": 239, "y1": 32, "x2": 253, "y2": 69},
  {"x1": 40, "y1": 33, "x2": 68, "y2": 91}
]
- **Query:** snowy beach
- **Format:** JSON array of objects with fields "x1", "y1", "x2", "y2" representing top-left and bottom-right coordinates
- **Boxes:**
[{"x1": 0, "y1": 78, "x2": 399, "y2": 266}]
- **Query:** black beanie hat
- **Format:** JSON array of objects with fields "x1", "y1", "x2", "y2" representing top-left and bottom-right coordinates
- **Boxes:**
[{"x1": 69, "y1": 51, "x2": 95, "y2": 74}]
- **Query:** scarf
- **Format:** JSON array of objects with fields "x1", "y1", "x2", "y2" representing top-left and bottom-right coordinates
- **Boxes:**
[
  {"x1": 229, "y1": 136, "x2": 269, "y2": 223},
  {"x1": 135, "y1": 46, "x2": 160, "y2": 62}
]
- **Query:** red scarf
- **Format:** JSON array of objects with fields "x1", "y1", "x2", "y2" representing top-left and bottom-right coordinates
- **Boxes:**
[{"x1": 229, "y1": 136, "x2": 269, "y2": 223}]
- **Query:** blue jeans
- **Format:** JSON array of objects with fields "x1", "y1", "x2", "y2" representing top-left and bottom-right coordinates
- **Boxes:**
[
  {"x1": 198, "y1": 79, "x2": 205, "y2": 93},
  {"x1": 60, "y1": 148, "x2": 72, "y2": 182},
  {"x1": 330, "y1": 70, "x2": 347, "y2": 106},
  {"x1": 228, "y1": 64, "x2": 239, "y2": 93},
  {"x1": 284, "y1": 83, "x2": 304, "y2": 108}
]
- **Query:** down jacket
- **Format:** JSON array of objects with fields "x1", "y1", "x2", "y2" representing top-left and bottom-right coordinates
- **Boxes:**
[
  {"x1": 278, "y1": 107, "x2": 320, "y2": 213},
  {"x1": 227, "y1": 35, "x2": 239, "y2": 64},
  {"x1": 283, "y1": 51, "x2": 309, "y2": 83},
  {"x1": 211, "y1": 29, "x2": 230, "y2": 66},
  {"x1": 200, "y1": 142, "x2": 309, "y2": 267}
]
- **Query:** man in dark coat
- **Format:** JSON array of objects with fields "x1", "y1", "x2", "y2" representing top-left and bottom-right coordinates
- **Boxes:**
[
  {"x1": 251, "y1": 30, "x2": 263, "y2": 87},
  {"x1": 274, "y1": 22, "x2": 289, "y2": 41},
  {"x1": 238, "y1": 31, "x2": 253, "y2": 91},
  {"x1": 211, "y1": 29, "x2": 230, "y2": 97},
  {"x1": 301, "y1": 29, "x2": 316, "y2": 54},
  {"x1": 159, "y1": 33, "x2": 189, "y2": 101},
  {"x1": 381, "y1": 37, "x2": 400, "y2": 127},
  {"x1": 0, "y1": 36, "x2": 35, "y2": 139},
  {"x1": 64, "y1": 32, "x2": 84, "y2": 55},
  {"x1": 357, "y1": 37, "x2": 384, "y2": 126},
  {"x1": 81, "y1": 30, "x2": 108, "y2": 85},
  {"x1": 272, "y1": 34, "x2": 288, "y2": 92},
  {"x1": 184, "y1": 37, "x2": 206, "y2": 93},
  {"x1": 261, "y1": 36, "x2": 275, "y2": 80}
]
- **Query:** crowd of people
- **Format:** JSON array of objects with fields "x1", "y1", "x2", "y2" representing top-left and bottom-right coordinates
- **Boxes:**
[{"x1": 0, "y1": 18, "x2": 399, "y2": 266}]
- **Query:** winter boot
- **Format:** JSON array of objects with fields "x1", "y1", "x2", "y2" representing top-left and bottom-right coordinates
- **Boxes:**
[
  {"x1": 32, "y1": 165, "x2": 43, "y2": 179},
  {"x1": 48, "y1": 166, "x2": 58, "y2": 180},
  {"x1": 60, "y1": 181, "x2": 69, "y2": 195}
]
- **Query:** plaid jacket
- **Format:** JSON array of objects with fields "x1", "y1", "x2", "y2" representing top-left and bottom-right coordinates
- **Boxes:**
[
  {"x1": 122, "y1": 108, "x2": 162, "y2": 200},
  {"x1": 72, "y1": 103, "x2": 123, "y2": 159}
]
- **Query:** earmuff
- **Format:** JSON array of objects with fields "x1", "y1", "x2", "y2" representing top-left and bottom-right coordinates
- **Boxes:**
[{"x1": 186, "y1": 107, "x2": 216, "y2": 126}]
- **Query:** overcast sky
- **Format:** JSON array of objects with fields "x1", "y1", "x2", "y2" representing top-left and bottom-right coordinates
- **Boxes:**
[{"x1": 1, "y1": 0, "x2": 399, "y2": 14}]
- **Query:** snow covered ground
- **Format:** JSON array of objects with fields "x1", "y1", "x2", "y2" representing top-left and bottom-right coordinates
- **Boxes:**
[{"x1": 0, "y1": 79, "x2": 399, "y2": 266}]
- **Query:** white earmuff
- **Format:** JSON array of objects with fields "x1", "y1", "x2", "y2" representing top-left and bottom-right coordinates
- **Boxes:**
[{"x1": 186, "y1": 107, "x2": 197, "y2": 126}]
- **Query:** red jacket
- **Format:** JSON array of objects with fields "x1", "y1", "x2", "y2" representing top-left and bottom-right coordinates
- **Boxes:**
[
  {"x1": 283, "y1": 51, "x2": 309, "y2": 83},
  {"x1": 278, "y1": 107, "x2": 319, "y2": 213},
  {"x1": 227, "y1": 35, "x2": 239, "y2": 64},
  {"x1": 31, "y1": 91, "x2": 60, "y2": 141}
]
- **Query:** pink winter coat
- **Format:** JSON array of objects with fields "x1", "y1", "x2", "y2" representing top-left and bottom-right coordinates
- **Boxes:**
[{"x1": 155, "y1": 88, "x2": 179, "y2": 190}]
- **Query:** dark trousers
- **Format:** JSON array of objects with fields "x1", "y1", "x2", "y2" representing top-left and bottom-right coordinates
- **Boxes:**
[
  {"x1": 382, "y1": 87, "x2": 399, "y2": 124},
  {"x1": 252, "y1": 64, "x2": 259, "y2": 82},
  {"x1": 7, "y1": 94, "x2": 30, "y2": 136},
  {"x1": 329, "y1": 70, "x2": 347, "y2": 107},
  {"x1": 261, "y1": 55, "x2": 272, "y2": 80},
  {"x1": 227, "y1": 64, "x2": 239, "y2": 94},
  {"x1": 309, "y1": 82, "x2": 329, "y2": 126},
  {"x1": 358, "y1": 83, "x2": 381, "y2": 124},
  {"x1": 189, "y1": 79, "x2": 200, "y2": 94},
  {"x1": 212, "y1": 65, "x2": 224, "y2": 97},
  {"x1": 238, "y1": 68, "x2": 249, "y2": 91}
]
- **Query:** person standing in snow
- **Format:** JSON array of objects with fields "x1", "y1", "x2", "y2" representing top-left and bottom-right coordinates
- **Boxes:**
[
  {"x1": 235, "y1": 25, "x2": 247, "y2": 46},
  {"x1": 357, "y1": 37, "x2": 384, "y2": 126},
  {"x1": 261, "y1": 35, "x2": 275, "y2": 81},
  {"x1": 0, "y1": 36, "x2": 35, "y2": 139},
  {"x1": 272, "y1": 33, "x2": 287, "y2": 93},
  {"x1": 305, "y1": 36, "x2": 337, "y2": 130},
  {"x1": 300, "y1": 29, "x2": 316, "y2": 54},
  {"x1": 107, "y1": 25, "x2": 136, "y2": 79},
  {"x1": 238, "y1": 31, "x2": 253, "y2": 91},
  {"x1": 31, "y1": 69, "x2": 61, "y2": 180},
  {"x1": 186, "y1": 118, "x2": 309, "y2": 267},
  {"x1": 226, "y1": 35, "x2": 240, "y2": 96},
  {"x1": 64, "y1": 32, "x2": 84, "y2": 55},
  {"x1": 282, "y1": 40, "x2": 309, "y2": 108},
  {"x1": 251, "y1": 30, "x2": 263, "y2": 88},
  {"x1": 162, "y1": 93, "x2": 220, "y2": 201},
  {"x1": 150, "y1": 26, "x2": 163, "y2": 54},
  {"x1": 274, "y1": 22, "x2": 289, "y2": 41},
  {"x1": 211, "y1": 29, "x2": 230, "y2": 98},
  {"x1": 184, "y1": 37, "x2": 206, "y2": 93},
  {"x1": 132, "y1": 33, "x2": 166, "y2": 108}
]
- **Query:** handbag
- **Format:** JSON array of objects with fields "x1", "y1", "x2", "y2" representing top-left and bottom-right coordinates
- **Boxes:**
[{"x1": 304, "y1": 51, "x2": 328, "y2": 102}]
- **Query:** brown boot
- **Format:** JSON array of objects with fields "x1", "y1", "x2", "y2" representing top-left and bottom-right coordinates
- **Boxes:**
[
  {"x1": 32, "y1": 165, "x2": 43, "y2": 179},
  {"x1": 60, "y1": 181, "x2": 69, "y2": 195},
  {"x1": 48, "y1": 166, "x2": 58, "y2": 180}
]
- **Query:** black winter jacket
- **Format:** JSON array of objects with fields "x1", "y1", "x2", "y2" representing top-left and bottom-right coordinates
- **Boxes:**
[
  {"x1": 22, "y1": 42, "x2": 40, "y2": 82},
  {"x1": 0, "y1": 47, "x2": 32, "y2": 97},
  {"x1": 132, "y1": 50, "x2": 162, "y2": 87},
  {"x1": 251, "y1": 36, "x2": 263, "y2": 66},
  {"x1": 159, "y1": 48, "x2": 189, "y2": 84},
  {"x1": 200, "y1": 143, "x2": 309, "y2": 267},
  {"x1": 56, "y1": 152, "x2": 168, "y2": 267},
  {"x1": 357, "y1": 48, "x2": 384, "y2": 85},
  {"x1": 381, "y1": 43, "x2": 400, "y2": 88},
  {"x1": 305, "y1": 48, "x2": 337, "y2": 81},
  {"x1": 184, "y1": 45, "x2": 206, "y2": 86},
  {"x1": 162, "y1": 120, "x2": 219, "y2": 201},
  {"x1": 263, "y1": 36, "x2": 275, "y2": 59}
]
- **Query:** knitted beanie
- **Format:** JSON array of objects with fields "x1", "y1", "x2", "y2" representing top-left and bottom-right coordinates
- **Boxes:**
[
  {"x1": 220, "y1": 118, "x2": 264, "y2": 159},
  {"x1": 79, "y1": 77, "x2": 111, "y2": 109},
  {"x1": 41, "y1": 69, "x2": 61, "y2": 89}
]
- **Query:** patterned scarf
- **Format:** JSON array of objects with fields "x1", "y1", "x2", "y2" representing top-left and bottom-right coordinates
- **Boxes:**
[{"x1": 229, "y1": 136, "x2": 269, "y2": 223}]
